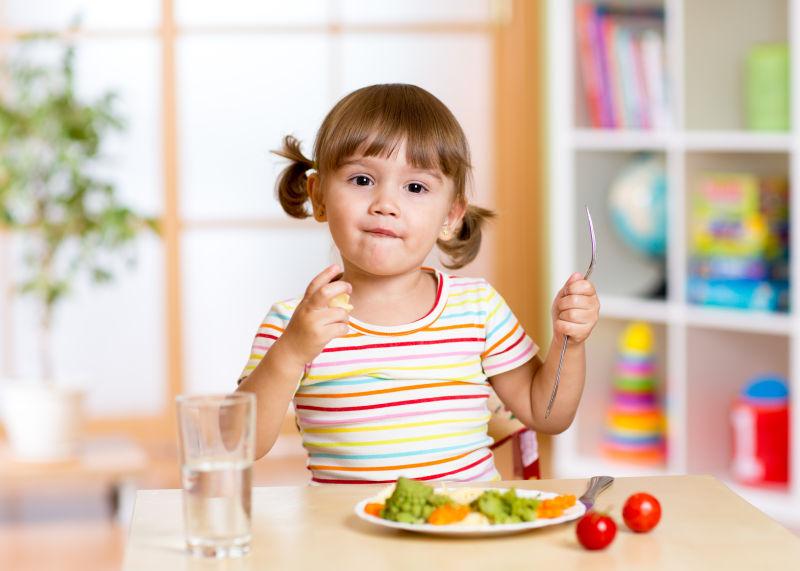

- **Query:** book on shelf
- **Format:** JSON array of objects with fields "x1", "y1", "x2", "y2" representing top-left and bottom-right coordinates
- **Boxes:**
[{"x1": 575, "y1": 2, "x2": 669, "y2": 130}]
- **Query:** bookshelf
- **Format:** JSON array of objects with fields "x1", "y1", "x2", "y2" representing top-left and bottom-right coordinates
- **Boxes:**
[{"x1": 547, "y1": 0, "x2": 800, "y2": 527}]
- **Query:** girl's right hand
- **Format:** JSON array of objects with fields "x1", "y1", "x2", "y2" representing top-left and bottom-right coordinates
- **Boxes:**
[{"x1": 278, "y1": 264, "x2": 352, "y2": 367}]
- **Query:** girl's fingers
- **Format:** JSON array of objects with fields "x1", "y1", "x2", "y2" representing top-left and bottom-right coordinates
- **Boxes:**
[
  {"x1": 557, "y1": 295, "x2": 586, "y2": 311},
  {"x1": 558, "y1": 308, "x2": 596, "y2": 324},
  {"x1": 563, "y1": 278, "x2": 595, "y2": 296},
  {"x1": 557, "y1": 274, "x2": 578, "y2": 297},
  {"x1": 328, "y1": 322, "x2": 351, "y2": 338},
  {"x1": 555, "y1": 319, "x2": 592, "y2": 339},
  {"x1": 317, "y1": 307, "x2": 351, "y2": 325},
  {"x1": 554, "y1": 320, "x2": 579, "y2": 337},
  {"x1": 304, "y1": 264, "x2": 342, "y2": 299},
  {"x1": 310, "y1": 281, "x2": 353, "y2": 310},
  {"x1": 554, "y1": 276, "x2": 599, "y2": 342},
  {"x1": 557, "y1": 294, "x2": 599, "y2": 312}
]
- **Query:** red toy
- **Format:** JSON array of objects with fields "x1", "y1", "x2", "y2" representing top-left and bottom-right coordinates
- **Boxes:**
[{"x1": 731, "y1": 376, "x2": 789, "y2": 486}]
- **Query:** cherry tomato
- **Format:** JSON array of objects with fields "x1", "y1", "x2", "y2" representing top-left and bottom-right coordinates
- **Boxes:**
[
  {"x1": 622, "y1": 492, "x2": 662, "y2": 533},
  {"x1": 576, "y1": 511, "x2": 617, "y2": 550}
]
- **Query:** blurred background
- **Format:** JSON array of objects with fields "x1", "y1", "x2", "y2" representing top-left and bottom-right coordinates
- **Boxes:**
[{"x1": 2, "y1": 0, "x2": 800, "y2": 569}]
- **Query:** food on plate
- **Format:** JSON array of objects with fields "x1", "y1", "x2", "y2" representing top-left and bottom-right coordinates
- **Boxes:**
[
  {"x1": 381, "y1": 476, "x2": 452, "y2": 524},
  {"x1": 427, "y1": 503, "x2": 471, "y2": 525},
  {"x1": 536, "y1": 494, "x2": 577, "y2": 519},
  {"x1": 364, "y1": 503, "x2": 384, "y2": 518},
  {"x1": 576, "y1": 511, "x2": 617, "y2": 550},
  {"x1": 329, "y1": 293, "x2": 354, "y2": 311},
  {"x1": 470, "y1": 488, "x2": 540, "y2": 524},
  {"x1": 622, "y1": 492, "x2": 662, "y2": 533},
  {"x1": 364, "y1": 477, "x2": 577, "y2": 527}
]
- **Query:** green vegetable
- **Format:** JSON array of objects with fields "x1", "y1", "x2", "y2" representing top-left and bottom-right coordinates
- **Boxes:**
[
  {"x1": 470, "y1": 489, "x2": 540, "y2": 524},
  {"x1": 381, "y1": 477, "x2": 451, "y2": 524}
]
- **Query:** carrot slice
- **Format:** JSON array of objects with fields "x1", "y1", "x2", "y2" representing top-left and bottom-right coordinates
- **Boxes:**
[
  {"x1": 427, "y1": 503, "x2": 471, "y2": 525},
  {"x1": 364, "y1": 503, "x2": 384, "y2": 517},
  {"x1": 537, "y1": 494, "x2": 576, "y2": 518}
]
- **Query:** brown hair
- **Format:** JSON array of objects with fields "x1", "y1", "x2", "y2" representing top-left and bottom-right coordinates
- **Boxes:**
[{"x1": 273, "y1": 83, "x2": 494, "y2": 269}]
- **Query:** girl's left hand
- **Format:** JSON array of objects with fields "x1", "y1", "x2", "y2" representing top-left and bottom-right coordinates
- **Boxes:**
[{"x1": 551, "y1": 272, "x2": 600, "y2": 344}]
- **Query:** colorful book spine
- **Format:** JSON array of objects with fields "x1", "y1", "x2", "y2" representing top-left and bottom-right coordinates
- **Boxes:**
[
  {"x1": 574, "y1": 3, "x2": 667, "y2": 130},
  {"x1": 642, "y1": 29, "x2": 669, "y2": 129},
  {"x1": 602, "y1": 13, "x2": 625, "y2": 128},
  {"x1": 616, "y1": 25, "x2": 637, "y2": 127},
  {"x1": 632, "y1": 35, "x2": 652, "y2": 129},
  {"x1": 591, "y1": 4, "x2": 615, "y2": 127},
  {"x1": 575, "y1": 2, "x2": 604, "y2": 127}
]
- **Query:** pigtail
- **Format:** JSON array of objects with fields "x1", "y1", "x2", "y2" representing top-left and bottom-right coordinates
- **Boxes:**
[
  {"x1": 272, "y1": 134, "x2": 315, "y2": 218},
  {"x1": 438, "y1": 204, "x2": 495, "y2": 269}
]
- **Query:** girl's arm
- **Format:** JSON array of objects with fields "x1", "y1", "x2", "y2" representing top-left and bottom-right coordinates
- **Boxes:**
[
  {"x1": 236, "y1": 339, "x2": 307, "y2": 459},
  {"x1": 489, "y1": 336, "x2": 586, "y2": 434},
  {"x1": 489, "y1": 273, "x2": 598, "y2": 434},
  {"x1": 237, "y1": 264, "x2": 352, "y2": 459}
]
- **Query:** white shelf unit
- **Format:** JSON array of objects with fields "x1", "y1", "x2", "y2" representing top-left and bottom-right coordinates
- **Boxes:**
[{"x1": 548, "y1": 0, "x2": 800, "y2": 527}]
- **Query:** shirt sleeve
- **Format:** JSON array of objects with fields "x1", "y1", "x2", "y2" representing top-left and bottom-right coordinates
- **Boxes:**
[
  {"x1": 237, "y1": 299, "x2": 298, "y2": 385},
  {"x1": 480, "y1": 282, "x2": 538, "y2": 378}
]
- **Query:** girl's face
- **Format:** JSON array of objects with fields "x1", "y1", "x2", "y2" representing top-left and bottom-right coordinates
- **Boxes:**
[{"x1": 310, "y1": 140, "x2": 465, "y2": 277}]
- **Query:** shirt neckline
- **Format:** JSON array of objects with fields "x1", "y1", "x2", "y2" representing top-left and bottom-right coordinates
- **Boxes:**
[{"x1": 347, "y1": 267, "x2": 449, "y2": 336}]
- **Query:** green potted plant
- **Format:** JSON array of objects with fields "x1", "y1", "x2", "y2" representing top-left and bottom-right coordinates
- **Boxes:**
[{"x1": 0, "y1": 37, "x2": 158, "y2": 460}]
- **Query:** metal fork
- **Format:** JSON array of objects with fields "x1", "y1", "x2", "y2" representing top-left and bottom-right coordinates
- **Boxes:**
[
  {"x1": 578, "y1": 475, "x2": 614, "y2": 511},
  {"x1": 545, "y1": 205, "x2": 597, "y2": 419}
]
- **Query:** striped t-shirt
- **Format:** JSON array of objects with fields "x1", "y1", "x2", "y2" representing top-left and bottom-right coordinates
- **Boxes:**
[{"x1": 239, "y1": 267, "x2": 538, "y2": 484}]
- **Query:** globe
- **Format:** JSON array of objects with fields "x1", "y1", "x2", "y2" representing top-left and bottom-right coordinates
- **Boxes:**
[{"x1": 608, "y1": 154, "x2": 667, "y2": 259}]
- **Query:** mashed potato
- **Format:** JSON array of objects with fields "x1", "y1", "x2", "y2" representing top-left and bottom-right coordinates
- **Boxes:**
[
  {"x1": 370, "y1": 483, "x2": 397, "y2": 503},
  {"x1": 458, "y1": 512, "x2": 491, "y2": 526},
  {"x1": 437, "y1": 487, "x2": 485, "y2": 505}
]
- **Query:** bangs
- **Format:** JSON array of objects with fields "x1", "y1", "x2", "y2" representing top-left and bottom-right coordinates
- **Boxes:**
[{"x1": 314, "y1": 84, "x2": 470, "y2": 189}]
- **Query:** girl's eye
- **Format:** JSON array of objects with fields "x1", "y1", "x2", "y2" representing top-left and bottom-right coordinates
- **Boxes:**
[
  {"x1": 406, "y1": 182, "x2": 427, "y2": 194},
  {"x1": 350, "y1": 175, "x2": 373, "y2": 186}
]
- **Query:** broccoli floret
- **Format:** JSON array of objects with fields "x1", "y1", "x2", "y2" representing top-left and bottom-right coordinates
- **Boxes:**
[
  {"x1": 471, "y1": 490, "x2": 507, "y2": 522},
  {"x1": 381, "y1": 477, "x2": 443, "y2": 524},
  {"x1": 510, "y1": 498, "x2": 539, "y2": 522},
  {"x1": 428, "y1": 493, "x2": 452, "y2": 508},
  {"x1": 470, "y1": 489, "x2": 540, "y2": 524}
]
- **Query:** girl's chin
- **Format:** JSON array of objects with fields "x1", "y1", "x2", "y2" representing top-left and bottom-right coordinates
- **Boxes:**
[{"x1": 342, "y1": 254, "x2": 423, "y2": 277}]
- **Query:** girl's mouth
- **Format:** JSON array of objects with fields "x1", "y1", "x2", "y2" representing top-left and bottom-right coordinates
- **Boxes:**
[{"x1": 366, "y1": 228, "x2": 400, "y2": 238}]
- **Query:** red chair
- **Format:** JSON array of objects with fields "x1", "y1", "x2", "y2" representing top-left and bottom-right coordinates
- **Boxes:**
[{"x1": 487, "y1": 392, "x2": 541, "y2": 480}]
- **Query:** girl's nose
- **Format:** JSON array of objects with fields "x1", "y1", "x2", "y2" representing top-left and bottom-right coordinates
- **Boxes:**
[{"x1": 368, "y1": 185, "x2": 400, "y2": 217}]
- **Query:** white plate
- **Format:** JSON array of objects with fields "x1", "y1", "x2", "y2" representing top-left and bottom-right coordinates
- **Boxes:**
[{"x1": 354, "y1": 487, "x2": 586, "y2": 537}]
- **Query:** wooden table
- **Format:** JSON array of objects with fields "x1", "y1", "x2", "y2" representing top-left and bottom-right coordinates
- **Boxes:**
[{"x1": 122, "y1": 475, "x2": 800, "y2": 570}]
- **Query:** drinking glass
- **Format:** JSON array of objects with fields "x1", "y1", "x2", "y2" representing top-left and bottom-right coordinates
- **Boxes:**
[{"x1": 176, "y1": 392, "x2": 255, "y2": 558}]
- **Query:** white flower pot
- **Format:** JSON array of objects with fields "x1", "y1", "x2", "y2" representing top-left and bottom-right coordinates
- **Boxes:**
[{"x1": 1, "y1": 381, "x2": 85, "y2": 461}]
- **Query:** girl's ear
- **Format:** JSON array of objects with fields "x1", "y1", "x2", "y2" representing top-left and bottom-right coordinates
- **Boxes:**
[
  {"x1": 444, "y1": 198, "x2": 467, "y2": 234},
  {"x1": 307, "y1": 172, "x2": 327, "y2": 222}
]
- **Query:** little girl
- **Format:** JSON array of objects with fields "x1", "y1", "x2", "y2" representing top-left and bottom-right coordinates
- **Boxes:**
[{"x1": 237, "y1": 84, "x2": 599, "y2": 484}]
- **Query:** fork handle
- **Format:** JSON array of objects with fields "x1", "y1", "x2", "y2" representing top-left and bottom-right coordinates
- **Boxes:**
[
  {"x1": 544, "y1": 334, "x2": 569, "y2": 419},
  {"x1": 579, "y1": 475, "x2": 614, "y2": 505}
]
